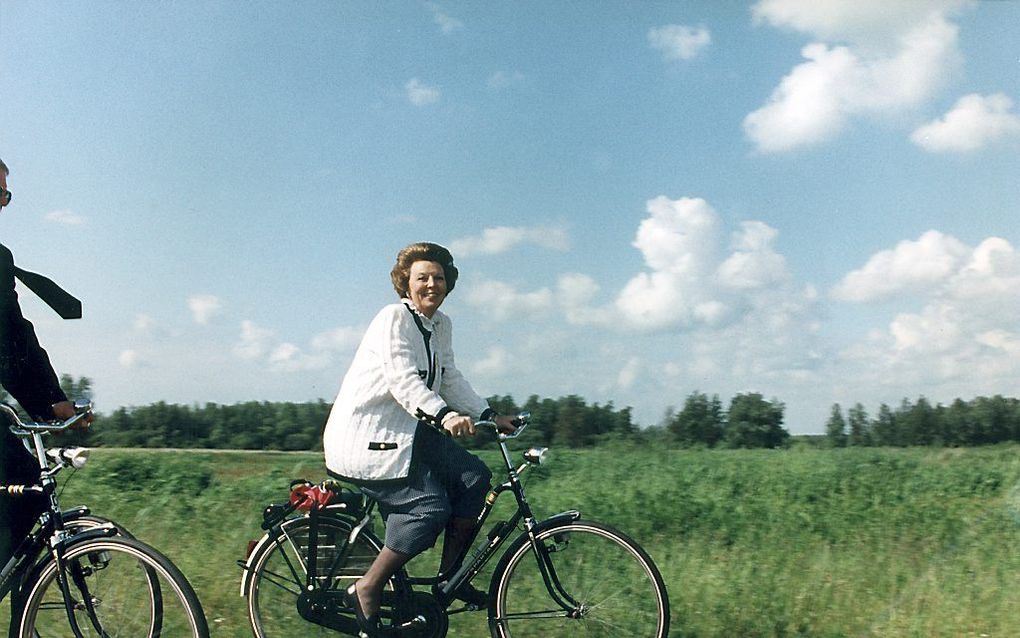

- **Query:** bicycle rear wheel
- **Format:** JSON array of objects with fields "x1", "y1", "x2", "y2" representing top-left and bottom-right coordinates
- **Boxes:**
[
  {"x1": 245, "y1": 515, "x2": 387, "y2": 638},
  {"x1": 489, "y1": 520, "x2": 669, "y2": 638},
  {"x1": 17, "y1": 535, "x2": 209, "y2": 638}
]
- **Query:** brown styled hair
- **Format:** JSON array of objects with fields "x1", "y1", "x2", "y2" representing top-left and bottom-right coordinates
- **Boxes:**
[
  {"x1": 390, "y1": 242, "x2": 459, "y2": 298},
  {"x1": 0, "y1": 157, "x2": 8, "y2": 176}
]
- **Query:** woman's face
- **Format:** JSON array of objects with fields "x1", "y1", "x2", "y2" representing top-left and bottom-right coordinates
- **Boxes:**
[{"x1": 407, "y1": 260, "x2": 448, "y2": 318}]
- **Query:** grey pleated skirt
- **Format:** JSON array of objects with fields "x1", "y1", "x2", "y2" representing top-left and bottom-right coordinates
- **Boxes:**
[{"x1": 357, "y1": 423, "x2": 493, "y2": 556}]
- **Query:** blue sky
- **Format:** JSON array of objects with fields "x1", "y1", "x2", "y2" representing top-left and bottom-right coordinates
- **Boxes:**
[{"x1": 2, "y1": 1, "x2": 1018, "y2": 434}]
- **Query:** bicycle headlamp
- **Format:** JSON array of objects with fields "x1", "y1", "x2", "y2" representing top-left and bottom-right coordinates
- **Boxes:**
[
  {"x1": 62, "y1": 447, "x2": 90, "y2": 469},
  {"x1": 523, "y1": 447, "x2": 548, "y2": 466}
]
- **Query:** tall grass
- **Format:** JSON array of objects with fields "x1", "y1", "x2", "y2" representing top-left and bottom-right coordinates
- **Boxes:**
[{"x1": 12, "y1": 444, "x2": 1020, "y2": 636}]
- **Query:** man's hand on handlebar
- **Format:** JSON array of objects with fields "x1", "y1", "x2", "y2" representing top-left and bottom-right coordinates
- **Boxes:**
[{"x1": 52, "y1": 400, "x2": 93, "y2": 430}]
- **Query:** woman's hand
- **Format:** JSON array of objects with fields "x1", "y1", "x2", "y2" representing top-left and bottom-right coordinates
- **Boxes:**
[
  {"x1": 443, "y1": 414, "x2": 476, "y2": 437},
  {"x1": 494, "y1": 415, "x2": 518, "y2": 435}
]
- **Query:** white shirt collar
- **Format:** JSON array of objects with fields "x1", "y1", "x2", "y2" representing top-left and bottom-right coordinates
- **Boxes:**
[{"x1": 401, "y1": 299, "x2": 441, "y2": 329}]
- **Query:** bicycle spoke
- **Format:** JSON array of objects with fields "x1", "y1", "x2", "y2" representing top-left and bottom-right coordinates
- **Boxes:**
[
  {"x1": 255, "y1": 567, "x2": 304, "y2": 596},
  {"x1": 499, "y1": 610, "x2": 572, "y2": 620}
]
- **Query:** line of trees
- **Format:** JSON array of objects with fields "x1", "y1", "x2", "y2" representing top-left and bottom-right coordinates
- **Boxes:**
[
  {"x1": 10, "y1": 376, "x2": 1020, "y2": 451},
  {"x1": 664, "y1": 391, "x2": 790, "y2": 449},
  {"x1": 824, "y1": 396, "x2": 1020, "y2": 448},
  {"x1": 39, "y1": 388, "x2": 639, "y2": 451}
]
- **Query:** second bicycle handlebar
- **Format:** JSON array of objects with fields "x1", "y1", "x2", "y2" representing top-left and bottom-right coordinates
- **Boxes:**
[{"x1": 2, "y1": 400, "x2": 93, "y2": 435}]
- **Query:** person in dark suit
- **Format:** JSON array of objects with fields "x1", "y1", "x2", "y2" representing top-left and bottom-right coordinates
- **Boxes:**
[{"x1": 0, "y1": 156, "x2": 83, "y2": 564}]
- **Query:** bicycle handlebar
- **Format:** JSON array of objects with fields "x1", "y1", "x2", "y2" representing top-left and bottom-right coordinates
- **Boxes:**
[
  {"x1": 2, "y1": 400, "x2": 93, "y2": 436},
  {"x1": 477, "y1": 411, "x2": 531, "y2": 440}
]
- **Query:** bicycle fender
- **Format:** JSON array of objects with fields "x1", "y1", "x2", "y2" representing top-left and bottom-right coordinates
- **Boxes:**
[
  {"x1": 486, "y1": 510, "x2": 584, "y2": 621},
  {"x1": 60, "y1": 525, "x2": 119, "y2": 547},
  {"x1": 238, "y1": 512, "x2": 364, "y2": 596},
  {"x1": 238, "y1": 530, "x2": 272, "y2": 596},
  {"x1": 59, "y1": 505, "x2": 91, "y2": 520},
  {"x1": 531, "y1": 510, "x2": 582, "y2": 535}
]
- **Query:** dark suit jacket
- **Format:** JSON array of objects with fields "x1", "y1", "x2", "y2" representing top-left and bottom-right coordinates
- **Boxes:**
[
  {"x1": 1, "y1": 243, "x2": 67, "y2": 418},
  {"x1": 1, "y1": 243, "x2": 65, "y2": 560}
]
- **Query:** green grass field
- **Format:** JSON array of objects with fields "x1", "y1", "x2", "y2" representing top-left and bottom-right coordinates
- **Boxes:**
[{"x1": 11, "y1": 443, "x2": 1020, "y2": 636}]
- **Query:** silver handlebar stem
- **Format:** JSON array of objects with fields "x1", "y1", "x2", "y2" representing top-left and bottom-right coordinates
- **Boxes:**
[{"x1": 477, "y1": 412, "x2": 531, "y2": 472}]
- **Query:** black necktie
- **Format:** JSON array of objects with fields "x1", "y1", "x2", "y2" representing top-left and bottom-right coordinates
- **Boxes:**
[{"x1": 12, "y1": 267, "x2": 82, "y2": 319}]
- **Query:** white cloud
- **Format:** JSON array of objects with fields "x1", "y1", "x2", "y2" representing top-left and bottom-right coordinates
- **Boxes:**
[
  {"x1": 449, "y1": 225, "x2": 570, "y2": 257},
  {"x1": 233, "y1": 320, "x2": 361, "y2": 372},
  {"x1": 831, "y1": 230, "x2": 969, "y2": 302},
  {"x1": 45, "y1": 209, "x2": 86, "y2": 226},
  {"x1": 911, "y1": 93, "x2": 1020, "y2": 153},
  {"x1": 745, "y1": 2, "x2": 962, "y2": 152},
  {"x1": 614, "y1": 196, "x2": 725, "y2": 330},
  {"x1": 234, "y1": 320, "x2": 273, "y2": 359},
  {"x1": 267, "y1": 342, "x2": 333, "y2": 372},
  {"x1": 310, "y1": 326, "x2": 363, "y2": 352},
  {"x1": 463, "y1": 280, "x2": 554, "y2": 321},
  {"x1": 554, "y1": 196, "x2": 803, "y2": 336},
  {"x1": 473, "y1": 346, "x2": 510, "y2": 377},
  {"x1": 188, "y1": 294, "x2": 223, "y2": 324},
  {"x1": 648, "y1": 24, "x2": 711, "y2": 61},
  {"x1": 133, "y1": 314, "x2": 155, "y2": 332},
  {"x1": 717, "y1": 221, "x2": 789, "y2": 290},
  {"x1": 426, "y1": 2, "x2": 463, "y2": 34},
  {"x1": 617, "y1": 357, "x2": 641, "y2": 389},
  {"x1": 834, "y1": 233, "x2": 1020, "y2": 399},
  {"x1": 118, "y1": 349, "x2": 140, "y2": 368},
  {"x1": 752, "y1": 0, "x2": 966, "y2": 46},
  {"x1": 557, "y1": 273, "x2": 610, "y2": 325},
  {"x1": 406, "y1": 78, "x2": 441, "y2": 106}
]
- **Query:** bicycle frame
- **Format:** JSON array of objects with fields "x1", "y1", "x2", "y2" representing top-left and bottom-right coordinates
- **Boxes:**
[
  {"x1": 415, "y1": 419, "x2": 582, "y2": 617},
  {"x1": 1, "y1": 402, "x2": 120, "y2": 638}
]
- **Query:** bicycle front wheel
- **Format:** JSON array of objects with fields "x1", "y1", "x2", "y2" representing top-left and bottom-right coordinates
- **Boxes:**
[
  {"x1": 17, "y1": 535, "x2": 209, "y2": 638},
  {"x1": 489, "y1": 520, "x2": 669, "y2": 638}
]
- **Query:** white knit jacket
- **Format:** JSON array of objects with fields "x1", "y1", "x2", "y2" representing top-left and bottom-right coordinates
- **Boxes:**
[{"x1": 323, "y1": 300, "x2": 490, "y2": 482}]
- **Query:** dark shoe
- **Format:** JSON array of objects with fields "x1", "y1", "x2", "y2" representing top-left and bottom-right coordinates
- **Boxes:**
[{"x1": 345, "y1": 583, "x2": 383, "y2": 637}]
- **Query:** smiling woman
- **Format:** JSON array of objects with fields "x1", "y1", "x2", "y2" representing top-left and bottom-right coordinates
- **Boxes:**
[{"x1": 322, "y1": 241, "x2": 516, "y2": 636}]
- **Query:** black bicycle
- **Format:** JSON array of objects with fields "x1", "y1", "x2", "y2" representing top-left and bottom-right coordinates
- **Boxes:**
[
  {"x1": 0, "y1": 402, "x2": 210, "y2": 638},
  {"x1": 240, "y1": 412, "x2": 670, "y2": 637}
]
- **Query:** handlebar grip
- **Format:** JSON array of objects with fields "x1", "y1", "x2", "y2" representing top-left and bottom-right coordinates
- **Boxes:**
[{"x1": 0, "y1": 485, "x2": 43, "y2": 496}]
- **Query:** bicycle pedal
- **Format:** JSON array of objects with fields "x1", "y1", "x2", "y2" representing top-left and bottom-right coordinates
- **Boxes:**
[{"x1": 391, "y1": 615, "x2": 427, "y2": 632}]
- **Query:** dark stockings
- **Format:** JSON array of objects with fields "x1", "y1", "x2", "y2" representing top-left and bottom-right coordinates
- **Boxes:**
[{"x1": 355, "y1": 515, "x2": 480, "y2": 617}]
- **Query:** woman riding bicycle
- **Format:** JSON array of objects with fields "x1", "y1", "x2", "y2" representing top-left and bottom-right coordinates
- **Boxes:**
[{"x1": 322, "y1": 241, "x2": 515, "y2": 637}]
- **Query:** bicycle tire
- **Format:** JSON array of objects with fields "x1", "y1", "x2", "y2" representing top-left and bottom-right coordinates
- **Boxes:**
[
  {"x1": 16, "y1": 535, "x2": 209, "y2": 638},
  {"x1": 245, "y1": 514, "x2": 389, "y2": 638},
  {"x1": 488, "y1": 520, "x2": 669, "y2": 638}
]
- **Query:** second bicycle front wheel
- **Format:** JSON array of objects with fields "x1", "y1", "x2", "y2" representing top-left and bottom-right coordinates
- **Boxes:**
[
  {"x1": 16, "y1": 535, "x2": 209, "y2": 638},
  {"x1": 488, "y1": 520, "x2": 669, "y2": 638}
]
